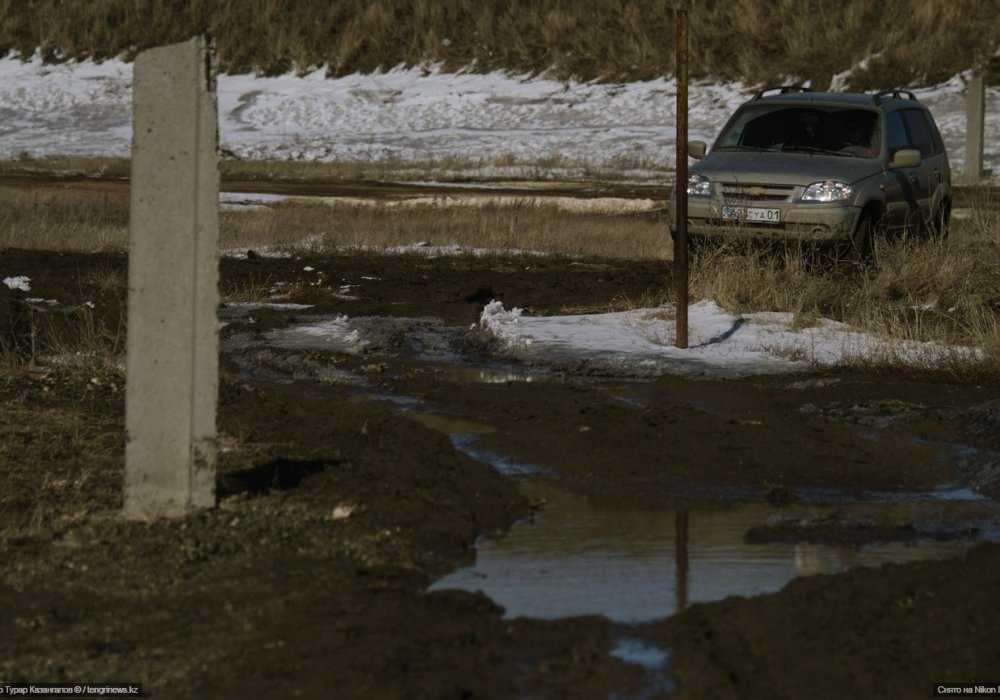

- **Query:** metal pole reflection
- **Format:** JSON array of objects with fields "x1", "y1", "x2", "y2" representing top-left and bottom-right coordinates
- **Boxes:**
[{"x1": 675, "y1": 508, "x2": 689, "y2": 612}]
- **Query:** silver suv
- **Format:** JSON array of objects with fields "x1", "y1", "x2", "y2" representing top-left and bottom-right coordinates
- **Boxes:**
[{"x1": 669, "y1": 87, "x2": 951, "y2": 257}]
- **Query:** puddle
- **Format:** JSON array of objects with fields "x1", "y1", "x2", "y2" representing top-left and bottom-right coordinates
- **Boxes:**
[
  {"x1": 218, "y1": 302, "x2": 314, "y2": 320},
  {"x1": 224, "y1": 312, "x2": 998, "y2": 627},
  {"x1": 610, "y1": 637, "x2": 670, "y2": 671},
  {"x1": 265, "y1": 316, "x2": 367, "y2": 354},
  {"x1": 348, "y1": 390, "x2": 498, "y2": 438},
  {"x1": 450, "y1": 434, "x2": 547, "y2": 476},
  {"x1": 430, "y1": 480, "x2": 985, "y2": 623},
  {"x1": 224, "y1": 345, "x2": 362, "y2": 386},
  {"x1": 351, "y1": 392, "x2": 424, "y2": 410},
  {"x1": 428, "y1": 363, "x2": 541, "y2": 384},
  {"x1": 610, "y1": 395, "x2": 646, "y2": 409},
  {"x1": 610, "y1": 637, "x2": 675, "y2": 698},
  {"x1": 796, "y1": 483, "x2": 988, "y2": 504},
  {"x1": 406, "y1": 413, "x2": 494, "y2": 436}
]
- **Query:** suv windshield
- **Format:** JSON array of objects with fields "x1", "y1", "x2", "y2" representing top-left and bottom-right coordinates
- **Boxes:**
[{"x1": 715, "y1": 104, "x2": 880, "y2": 158}]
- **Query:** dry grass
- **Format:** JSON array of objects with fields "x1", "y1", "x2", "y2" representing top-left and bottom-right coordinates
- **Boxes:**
[
  {"x1": 690, "y1": 199, "x2": 1000, "y2": 378},
  {"x1": 0, "y1": 0, "x2": 997, "y2": 87},
  {"x1": 1, "y1": 301, "x2": 126, "y2": 373},
  {"x1": 0, "y1": 186, "x2": 670, "y2": 259},
  {"x1": 226, "y1": 200, "x2": 670, "y2": 259},
  {"x1": 0, "y1": 188, "x2": 129, "y2": 252},
  {"x1": 3, "y1": 182, "x2": 999, "y2": 377}
]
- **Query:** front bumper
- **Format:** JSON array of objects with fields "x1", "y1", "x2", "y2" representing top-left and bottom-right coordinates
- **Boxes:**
[{"x1": 668, "y1": 196, "x2": 862, "y2": 243}]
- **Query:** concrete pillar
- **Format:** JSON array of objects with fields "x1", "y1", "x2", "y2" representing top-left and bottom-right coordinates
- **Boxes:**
[
  {"x1": 963, "y1": 74, "x2": 986, "y2": 184},
  {"x1": 124, "y1": 37, "x2": 219, "y2": 518}
]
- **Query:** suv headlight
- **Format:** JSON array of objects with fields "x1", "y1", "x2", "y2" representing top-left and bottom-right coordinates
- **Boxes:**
[
  {"x1": 801, "y1": 180, "x2": 853, "y2": 202},
  {"x1": 687, "y1": 174, "x2": 712, "y2": 197}
]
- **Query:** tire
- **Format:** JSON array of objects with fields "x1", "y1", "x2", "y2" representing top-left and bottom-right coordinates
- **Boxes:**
[
  {"x1": 928, "y1": 200, "x2": 951, "y2": 240},
  {"x1": 669, "y1": 228, "x2": 702, "y2": 254},
  {"x1": 843, "y1": 213, "x2": 873, "y2": 263}
]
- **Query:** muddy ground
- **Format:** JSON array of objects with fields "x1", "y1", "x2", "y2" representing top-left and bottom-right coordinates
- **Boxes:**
[{"x1": 2, "y1": 248, "x2": 1000, "y2": 699}]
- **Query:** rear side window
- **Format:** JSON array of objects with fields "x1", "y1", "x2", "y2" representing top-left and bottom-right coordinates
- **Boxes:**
[
  {"x1": 923, "y1": 110, "x2": 946, "y2": 154},
  {"x1": 885, "y1": 109, "x2": 941, "y2": 158},
  {"x1": 901, "y1": 109, "x2": 935, "y2": 157}
]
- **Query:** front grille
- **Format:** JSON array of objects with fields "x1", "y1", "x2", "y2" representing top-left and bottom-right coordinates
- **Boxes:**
[
  {"x1": 723, "y1": 193, "x2": 789, "y2": 202},
  {"x1": 704, "y1": 218, "x2": 787, "y2": 230},
  {"x1": 719, "y1": 183, "x2": 796, "y2": 203}
]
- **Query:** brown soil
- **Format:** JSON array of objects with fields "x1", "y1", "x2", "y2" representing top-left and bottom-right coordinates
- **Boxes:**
[
  {"x1": 2, "y1": 248, "x2": 999, "y2": 698},
  {"x1": 1, "y1": 171, "x2": 994, "y2": 209},
  {"x1": 0, "y1": 171, "x2": 671, "y2": 201}
]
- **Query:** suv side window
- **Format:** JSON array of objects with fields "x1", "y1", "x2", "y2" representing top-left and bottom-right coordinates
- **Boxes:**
[
  {"x1": 901, "y1": 109, "x2": 935, "y2": 157},
  {"x1": 923, "y1": 110, "x2": 946, "y2": 154},
  {"x1": 886, "y1": 111, "x2": 909, "y2": 156}
]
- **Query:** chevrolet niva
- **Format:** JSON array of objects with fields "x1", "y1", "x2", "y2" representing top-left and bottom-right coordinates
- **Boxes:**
[{"x1": 669, "y1": 87, "x2": 951, "y2": 258}]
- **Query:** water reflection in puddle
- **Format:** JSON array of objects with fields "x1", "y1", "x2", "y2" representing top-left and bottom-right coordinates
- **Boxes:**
[
  {"x1": 431, "y1": 481, "x2": 978, "y2": 623},
  {"x1": 418, "y1": 360, "x2": 543, "y2": 384},
  {"x1": 437, "y1": 366, "x2": 539, "y2": 384}
]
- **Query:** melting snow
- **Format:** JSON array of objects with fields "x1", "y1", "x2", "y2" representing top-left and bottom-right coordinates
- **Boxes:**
[
  {"x1": 477, "y1": 300, "x2": 982, "y2": 378},
  {"x1": 265, "y1": 315, "x2": 368, "y2": 354},
  {"x1": 3, "y1": 276, "x2": 31, "y2": 291},
  {"x1": 251, "y1": 301, "x2": 981, "y2": 379},
  {"x1": 1, "y1": 55, "x2": 995, "y2": 178}
]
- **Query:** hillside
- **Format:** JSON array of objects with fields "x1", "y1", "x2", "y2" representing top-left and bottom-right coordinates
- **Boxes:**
[{"x1": 1, "y1": 0, "x2": 998, "y2": 88}]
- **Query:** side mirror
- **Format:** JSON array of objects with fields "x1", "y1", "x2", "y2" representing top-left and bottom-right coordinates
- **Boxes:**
[
  {"x1": 890, "y1": 148, "x2": 921, "y2": 169},
  {"x1": 689, "y1": 140, "x2": 707, "y2": 159}
]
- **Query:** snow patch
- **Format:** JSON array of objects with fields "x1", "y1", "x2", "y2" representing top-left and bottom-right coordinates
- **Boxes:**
[
  {"x1": 265, "y1": 315, "x2": 368, "y2": 354},
  {"x1": 477, "y1": 300, "x2": 983, "y2": 378},
  {"x1": 3, "y1": 276, "x2": 31, "y2": 291},
  {"x1": 479, "y1": 300, "x2": 529, "y2": 350}
]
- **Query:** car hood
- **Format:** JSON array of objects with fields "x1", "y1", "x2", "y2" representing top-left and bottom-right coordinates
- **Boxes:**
[{"x1": 691, "y1": 151, "x2": 879, "y2": 187}]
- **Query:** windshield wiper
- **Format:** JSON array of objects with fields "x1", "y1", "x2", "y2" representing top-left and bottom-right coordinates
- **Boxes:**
[
  {"x1": 717, "y1": 145, "x2": 775, "y2": 153},
  {"x1": 780, "y1": 145, "x2": 855, "y2": 157}
]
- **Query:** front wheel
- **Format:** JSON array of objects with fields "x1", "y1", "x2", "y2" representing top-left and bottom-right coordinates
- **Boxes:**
[
  {"x1": 842, "y1": 213, "x2": 873, "y2": 263},
  {"x1": 669, "y1": 229, "x2": 703, "y2": 253}
]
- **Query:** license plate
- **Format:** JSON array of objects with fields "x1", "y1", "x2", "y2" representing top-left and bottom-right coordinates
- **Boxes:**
[{"x1": 722, "y1": 206, "x2": 781, "y2": 223}]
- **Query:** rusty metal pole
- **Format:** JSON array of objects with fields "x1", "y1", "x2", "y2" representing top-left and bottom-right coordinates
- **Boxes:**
[{"x1": 674, "y1": 3, "x2": 690, "y2": 349}]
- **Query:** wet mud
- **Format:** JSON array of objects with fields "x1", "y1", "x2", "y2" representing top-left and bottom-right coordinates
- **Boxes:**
[
  {"x1": 2, "y1": 248, "x2": 1000, "y2": 698},
  {"x1": 0, "y1": 171, "x2": 672, "y2": 202}
]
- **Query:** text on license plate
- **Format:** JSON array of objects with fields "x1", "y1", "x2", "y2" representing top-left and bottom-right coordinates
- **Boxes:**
[{"x1": 722, "y1": 206, "x2": 781, "y2": 223}]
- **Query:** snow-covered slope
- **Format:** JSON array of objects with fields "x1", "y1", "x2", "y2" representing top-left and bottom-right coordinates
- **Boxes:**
[{"x1": 1, "y1": 55, "x2": 994, "y2": 179}]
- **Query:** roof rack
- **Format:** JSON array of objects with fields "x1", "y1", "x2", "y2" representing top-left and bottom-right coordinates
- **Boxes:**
[
  {"x1": 871, "y1": 88, "x2": 918, "y2": 105},
  {"x1": 753, "y1": 86, "x2": 813, "y2": 100}
]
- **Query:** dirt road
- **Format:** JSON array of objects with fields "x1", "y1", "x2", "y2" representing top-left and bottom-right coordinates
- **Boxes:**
[
  {"x1": 0, "y1": 171, "x2": 671, "y2": 201},
  {"x1": 2, "y1": 248, "x2": 999, "y2": 698}
]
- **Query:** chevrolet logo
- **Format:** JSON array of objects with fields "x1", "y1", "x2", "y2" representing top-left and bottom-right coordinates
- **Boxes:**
[{"x1": 746, "y1": 186, "x2": 766, "y2": 196}]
